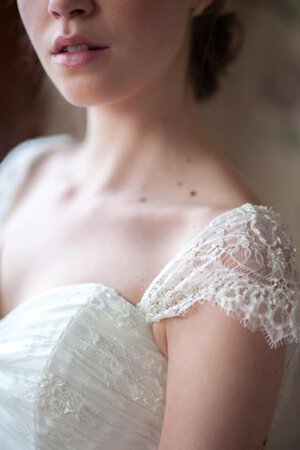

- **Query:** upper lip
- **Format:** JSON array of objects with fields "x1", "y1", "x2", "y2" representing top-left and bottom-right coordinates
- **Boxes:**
[{"x1": 52, "y1": 35, "x2": 109, "y2": 54}]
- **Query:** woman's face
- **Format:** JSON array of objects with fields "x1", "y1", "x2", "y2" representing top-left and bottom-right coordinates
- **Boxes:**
[{"x1": 17, "y1": 0, "x2": 197, "y2": 107}]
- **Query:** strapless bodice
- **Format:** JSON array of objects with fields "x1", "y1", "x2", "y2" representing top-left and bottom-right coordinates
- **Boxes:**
[
  {"x1": 0, "y1": 282, "x2": 167, "y2": 449},
  {"x1": 1, "y1": 134, "x2": 300, "y2": 449}
]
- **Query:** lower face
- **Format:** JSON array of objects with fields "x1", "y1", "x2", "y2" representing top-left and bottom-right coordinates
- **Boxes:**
[{"x1": 16, "y1": 0, "x2": 194, "y2": 107}]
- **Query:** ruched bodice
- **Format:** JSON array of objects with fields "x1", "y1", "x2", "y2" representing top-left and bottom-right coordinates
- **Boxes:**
[
  {"x1": 0, "y1": 283, "x2": 167, "y2": 449},
  {"x1": 0, "y1": 134, "x2": 300, "y2": 449}
]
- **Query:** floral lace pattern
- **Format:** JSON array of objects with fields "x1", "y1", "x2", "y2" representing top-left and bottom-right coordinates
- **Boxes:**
[
  {"x1": 138, "y1": 203, "x2": 300, "y2": 428},
  {"x1": 139, "y1": 203, "x2": 300, "y2": 348},
  {"x1": 0, "y1": 283, "x2": 167, "y2": 449},
  {"x1": 1, "y1": 136, "x2": 300, "y2": 447}
]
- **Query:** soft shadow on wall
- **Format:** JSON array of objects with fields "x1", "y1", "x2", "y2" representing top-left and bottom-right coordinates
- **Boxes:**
[
  {"x1": 202, "y1": 0, "x2": 300, "y2": 252},
  {"x1": 0, "y1": 0, "x2": 86, "y2": 160},
  {"x1": 0, "y1": 2, "x2": 46, "y2": 158}
]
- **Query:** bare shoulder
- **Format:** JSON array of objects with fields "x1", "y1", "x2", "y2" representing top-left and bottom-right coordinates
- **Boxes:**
[
  {"x1": 203, "y1": 149, "x2": 262, "y2": 206},
  {"x1": 2, "y1": 136, "x2": 76, "y2": 227},
  {"x1": 181, "y1": 150, "x2": 263, "y2": 233},
  {"x1": 22, "y1": 136, "x2": 76, "y2": 183},
  {"x1": 152, "y1": 142, "x2": 266, "y2": 349},
  {"x1": 156, "y1": 157, "x2": 285, "y2": 449}
]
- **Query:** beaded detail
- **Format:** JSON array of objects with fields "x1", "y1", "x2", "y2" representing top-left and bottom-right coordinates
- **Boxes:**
[
  {"x1": 139, "y1": 203, "x2": 300, "y2": 350},
  {"x1": 38, "y1": 371, "x2": 95, "y2": 421},
  {"x1": 1, "y1": 136, "x2": 300, "y2": 447},
  {"x1": 138, "y1": 203, "x2": 300, "y2": 428},
  {"x1": 1, "y1": 284, "x2": 167, "y2": 449}
]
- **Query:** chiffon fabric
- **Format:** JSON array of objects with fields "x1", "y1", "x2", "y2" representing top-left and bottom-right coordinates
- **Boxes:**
[{"x1": 0, "y1": 134, "x2": 300, "y2": 449}]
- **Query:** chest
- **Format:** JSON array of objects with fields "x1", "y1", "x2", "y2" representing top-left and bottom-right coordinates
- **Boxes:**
[
  {"x1": 4, "y1": 195, "x2": 173, "y2": 291},
  {"x1": 1, "y1": 183, "x2": 193, "y2": 357}
]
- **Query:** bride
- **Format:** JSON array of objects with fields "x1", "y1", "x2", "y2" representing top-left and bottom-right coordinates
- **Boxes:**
[{"x1": 0, "y1": 0, "x2": 299, "y2": 449}]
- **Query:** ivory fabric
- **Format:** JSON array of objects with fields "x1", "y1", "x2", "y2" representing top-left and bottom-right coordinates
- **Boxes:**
[{"x1": 0, "y1": 134, "x2": 299, "y2": 449}]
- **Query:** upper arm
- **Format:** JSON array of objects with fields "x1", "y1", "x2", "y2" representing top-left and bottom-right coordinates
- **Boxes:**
[
  {"x1": 139, "y1": 204, "x2": 300, "y2": 450},
  {"x1": 159, "y1": 302, "x2": 286, "y2": 450}
]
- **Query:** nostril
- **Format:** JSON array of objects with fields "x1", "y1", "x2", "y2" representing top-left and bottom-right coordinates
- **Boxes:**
[
  {"x1": 69, "y1": 9, "x2": 86, "y2": 17},
  {"x1": 49, "y1": 5, "x2": 93, "y2": 20}
]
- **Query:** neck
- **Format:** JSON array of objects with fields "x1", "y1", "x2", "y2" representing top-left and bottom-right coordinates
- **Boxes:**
[{"x1": 71, "y1": 38, "x2": 213, "y2": 201}]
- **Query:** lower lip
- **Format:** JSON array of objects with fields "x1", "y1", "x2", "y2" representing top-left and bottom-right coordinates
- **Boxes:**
[{"x1": 52, "y1": 48, "x2": 109, "y2": 67}]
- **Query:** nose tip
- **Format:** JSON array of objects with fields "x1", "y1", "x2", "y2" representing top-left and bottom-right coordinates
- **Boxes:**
[{"x1": 48, "y1": 0, "x2": 95, "y2": 20}]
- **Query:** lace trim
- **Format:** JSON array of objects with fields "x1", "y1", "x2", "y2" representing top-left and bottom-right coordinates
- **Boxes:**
[
  {"x1": 139, "y1": 204, "x2": 300, "y2": 350},
  {"x1": 35, "y1": 286, "x2": 167, "y2": 420},
  {"x1": 139, "y1": 203, "x2": 300, "y2": 424}
]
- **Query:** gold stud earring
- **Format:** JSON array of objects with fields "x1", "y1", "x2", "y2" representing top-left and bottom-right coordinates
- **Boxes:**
[{"x1": 191, "y1": 1, "x2": 207, "y2": 17}]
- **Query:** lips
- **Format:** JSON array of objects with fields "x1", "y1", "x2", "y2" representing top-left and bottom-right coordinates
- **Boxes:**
[{"x1": 52, "y1": 35, "x2": 109, "y2": 54}]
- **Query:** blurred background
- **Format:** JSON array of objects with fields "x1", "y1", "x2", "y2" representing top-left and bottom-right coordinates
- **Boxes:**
[{"x1": 1, "y1": 0, "x2": 300, "y2": 448}]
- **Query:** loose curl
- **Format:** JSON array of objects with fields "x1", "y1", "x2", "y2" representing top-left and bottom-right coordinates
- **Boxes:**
[{"x1": 189, "y1": 0, "x2": 244, "y2": 101}]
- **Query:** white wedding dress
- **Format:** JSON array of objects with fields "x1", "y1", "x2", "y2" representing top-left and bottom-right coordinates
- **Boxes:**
[{"x1": 0, "y1": 134, "x2": 300, "y2": 450}]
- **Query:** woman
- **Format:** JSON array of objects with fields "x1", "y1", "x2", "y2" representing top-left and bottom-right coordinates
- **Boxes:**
[{"x1": 0, "y1": 0, "x2": 299, "y2": 449}]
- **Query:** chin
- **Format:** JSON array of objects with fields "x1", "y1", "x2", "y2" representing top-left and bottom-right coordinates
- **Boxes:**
[
  {"x1": 53, "y1": 81, "x2": 140, "y2": 108},
  {"x1": 58, "y1": 88, "x2": 105, "y2": 107},
  {"x1": 46, "y1": 66, "x2": 131, "y2": 106},
  {"x1": 46, "y1": 64, "x2": 152, "y2": 108},
  {"x1": 49, "y1": 79, "x2": 116, "y2": 107}
]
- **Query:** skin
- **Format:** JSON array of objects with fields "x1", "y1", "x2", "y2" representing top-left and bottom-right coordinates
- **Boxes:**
[
  {"x1": 16, "y1": 0, "x2": 219, "y2": 201},
  {"x1": 5, "y1": 0, "x2": 259, "y2": 322},
  {"x1": 7, "y1": 0, "x2": 260, "y2": 348},
  {"x1": 4, "y1": 3, "x2": 283, "y2": 449}
]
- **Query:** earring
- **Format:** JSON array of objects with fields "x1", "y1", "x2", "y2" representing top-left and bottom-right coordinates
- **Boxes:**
[{"x1": 191, "y1": 1, "x2": 207, "y2": 17}]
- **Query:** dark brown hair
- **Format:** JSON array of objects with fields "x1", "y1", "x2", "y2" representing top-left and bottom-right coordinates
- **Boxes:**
[{"x1": 188, "y1": 0, "x2": 244, "y2": 101}]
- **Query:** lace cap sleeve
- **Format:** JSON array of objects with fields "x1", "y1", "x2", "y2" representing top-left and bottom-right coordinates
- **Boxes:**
[
  {"x1": 140, "y1": 204, "x2": 300, "y2": 351},
  {"x1": 138, "y1": 202, "x2": 300, "y2": 427}
]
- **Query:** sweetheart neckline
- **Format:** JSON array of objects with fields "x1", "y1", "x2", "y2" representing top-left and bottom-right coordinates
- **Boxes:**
[
  {"x1": 0, "y1": 202, "x2": 276, "y2": 323},
  {"x1": 0, "y1": 282, "x2": 142, "y2": 322}
]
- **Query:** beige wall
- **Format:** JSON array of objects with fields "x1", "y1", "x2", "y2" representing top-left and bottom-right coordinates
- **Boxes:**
[{"x1": 205, "y1": 3, "x2": 300, "y2": 447}]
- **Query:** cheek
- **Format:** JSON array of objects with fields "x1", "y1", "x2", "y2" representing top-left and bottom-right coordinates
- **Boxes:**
[
  {"x1": 114, "y1": 0, "x2": 187, "y2": 67},
  {"x1": 16, "y1": 2, "x2": 45, "y2": 52}
]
